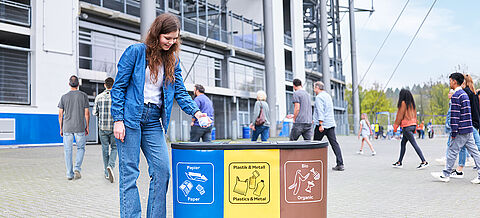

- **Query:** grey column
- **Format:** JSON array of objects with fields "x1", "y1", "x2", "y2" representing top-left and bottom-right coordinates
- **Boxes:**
[
  {"x1": 349, "y1": 0, "x2": 360, "y2": 135},
  {"x1": 141, "y1": 0, "x2": 156, "y2": 41},
  {"x1": 319, "y1": 0, "x2": 331, "y2": 94},
  {"x1": 263, "y1": 0, "x2": 277, "y2": 137}
]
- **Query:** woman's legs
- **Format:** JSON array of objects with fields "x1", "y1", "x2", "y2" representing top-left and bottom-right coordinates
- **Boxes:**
[
  {"x1": 141, "y1": 125, "x2": 169, "y2": 218},
  {"x1": 117, "y1": 127, "x2": 142, "y2": 218},
  {"x1": 404, "y1": 126, "x2": 427, "y2": 162},
  {"x1": 260, "y1": 126, "x2": 270, "y2": 141},
  {"x1": 251, "y1": 126, "x2": 261, "y2": 141},
  {"x1": 365, "y1": 137, "x2": 375, "y2": 152},
  {"x1": 360, "y1": 138, "x2": 365, "y2": 151},
  {"x1": 397, "y1": 133, "x2": 408, "y2": 163},
  {"x1": 140, "y1": 105, "x2": 170, "y2": 218}
]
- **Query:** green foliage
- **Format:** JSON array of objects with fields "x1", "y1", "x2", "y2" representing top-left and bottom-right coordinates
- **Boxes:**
[
  {"x1": 426, "y1": 82, "x2": 450, "y2": 125},
  {"x1": 346, "y1": 82, "x2": 450, "y2": 125},
  {"x1": 345, "y1": 83, "x2": 396, "y2": 119}
]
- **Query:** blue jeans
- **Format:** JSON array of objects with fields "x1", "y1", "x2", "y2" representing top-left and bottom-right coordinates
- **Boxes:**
[
  {"x1": 100, "y1": 130, "x2": 117, "y2": 177},
  {"x1": 63, "y1": 132, "x2": 86, "y2": 178},
  {"x1": 117, "y1": 104, "x2": 170, "y2": 218},
  {"x1": 251, "y1": 125, "x2": 269, "y2": 141}
]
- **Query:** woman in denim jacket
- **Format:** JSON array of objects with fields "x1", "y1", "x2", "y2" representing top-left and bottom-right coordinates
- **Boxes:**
[{"x1": 111, "y1": 14, "x2": 211, "y2": 218}]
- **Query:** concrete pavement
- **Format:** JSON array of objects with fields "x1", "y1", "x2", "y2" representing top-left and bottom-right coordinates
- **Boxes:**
[{"x1": 1, "y1": 136, "x2": 479, "y2": 217}]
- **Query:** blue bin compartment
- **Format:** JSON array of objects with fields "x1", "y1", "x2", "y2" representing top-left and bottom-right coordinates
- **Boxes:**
[
  {"x1": 242, "y1": 126, "x2": 250, "y2": 139},
  {"x1": 172, "y1": 149, "x2": 224, "y2": 218}
]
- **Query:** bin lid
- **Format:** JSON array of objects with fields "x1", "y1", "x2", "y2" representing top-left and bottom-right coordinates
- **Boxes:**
[{"x1": 171, "y1": 141, "x2": 328, "y2": 150}]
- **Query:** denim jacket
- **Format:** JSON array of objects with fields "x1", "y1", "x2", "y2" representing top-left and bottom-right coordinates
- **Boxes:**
[
  {"x1": 445, "y1": 103, "x2": 451, "y2": 134},
  {"x1": 111, "y1": 43, "x2": 199, "y2": 132}
]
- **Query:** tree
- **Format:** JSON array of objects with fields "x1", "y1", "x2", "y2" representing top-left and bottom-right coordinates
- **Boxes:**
[
  {"x1": 345, "y1": 83, "x2": 396, "y2": 123},
  {"x1": 426, "y1": 82, "x2": 450, "y2": 124}
]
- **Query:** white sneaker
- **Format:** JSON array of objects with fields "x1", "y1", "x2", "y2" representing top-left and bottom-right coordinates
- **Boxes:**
[
  {"x1": 431, "y1": 172, "x2": 450, "y2": 182},
  {"x1": 450, "y1": 169, "x2": 464, "y2": 179},
  {"x1": 357, "y1": 150, "x2": 364, "y2": 155},
  {"x1": 471, "y1": 177, "x2": 480, "y2": 184},
  {"x1": 371, "y1": 151, "x2": 376, "y2": 156}
]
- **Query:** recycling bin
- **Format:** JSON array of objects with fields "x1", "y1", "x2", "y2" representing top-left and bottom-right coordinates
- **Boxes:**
[
  {"x1": 171, "y1": 141, "x2": 328, "y2": 218},
  {"x1": 242, "y1": 126, "x2": 250, "y2": 139}
]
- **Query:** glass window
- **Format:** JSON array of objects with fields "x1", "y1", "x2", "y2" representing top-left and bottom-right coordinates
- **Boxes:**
[
  {"x1": 253, "y1": 68, "x2": 264, "y2": 91},
  {"x1": 234, "y1": 63, "x2": 246, "y2": 91},
  {"x1": 214, "y1": 59, "x2": 222, "y2": 87},
  {"x1": 179, "y1": 51, "x2": 195, "y2": 84},
  {"x1": 245, "y1": 66, "x2": 254, "y2": 92},
  {"x1": 0, "y1": 47, "x2": 29, "y2": 104},
  {"x1": 78, "y1": 29, "x2": 136, "y2": 78},
  {"x1": 194, "y1": 55, "x2": 209, "y2": 86}
]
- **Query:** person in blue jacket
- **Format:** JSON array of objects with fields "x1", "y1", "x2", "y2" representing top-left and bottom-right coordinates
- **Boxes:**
[{"x1": 111, "y1": 13, "x2": 211, "y2": 218}]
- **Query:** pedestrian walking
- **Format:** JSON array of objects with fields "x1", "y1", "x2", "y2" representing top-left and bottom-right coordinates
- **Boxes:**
[
  {"x1": 190, "y1": 84, "x2": 214, "y2": 142},
  {"x1": 392, "y1": 89, "x2": 429, "y2": 169},
  {"x1": 58, "y1": 75, "x2": 90, "y2": 180},
  {"x1": 250, "y1": 90, "x2": 270, "y2": 141},
  {"x1": 431, "y1": 72, "x2": 480, "y2": 184},
  {"x1": 312, "y1": 81, "x2": 344, "y2": 171},
  {"x1": 357, "y1": 113, "x2": 376, "y2": 156},
  {"x1": 427, "y1": 119, "x2": 434, "y2": 138},
  {"x1": 417, "y1": 121, "x2": 425, "y2": 139},
  {"x1": 289, "y1": 79, "x2": 313, "y2": 141},
  {"x1": 374, "y1": 123, "x2": 380, "y2": 139},
  {"x1": 446, "y1": 74, "x2": 480, "y2": 177},
  {"x1": 111, "y1": 13, "x2": 211, "y2": 218},
  {"x1": 93, "y1": 77, "x2": 117, "y2": 183}
]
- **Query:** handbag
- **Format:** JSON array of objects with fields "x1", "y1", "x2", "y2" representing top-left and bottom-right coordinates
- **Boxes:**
[{"x1": 255, "y1": 102, "x2": 266, "y2": 126}]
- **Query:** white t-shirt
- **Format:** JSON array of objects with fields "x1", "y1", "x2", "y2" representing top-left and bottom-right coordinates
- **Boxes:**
[{"x1": 144, "y1": 66, "x2": 164, "y2": 106}]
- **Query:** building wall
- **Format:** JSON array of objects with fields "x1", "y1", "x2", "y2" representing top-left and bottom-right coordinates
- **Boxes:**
[
  {"x1": 0, "y1": 0, "x2": 78, "y2": 145},
  {"x1": 0, "y1": 0, "x2": 348, "y2": 146}
]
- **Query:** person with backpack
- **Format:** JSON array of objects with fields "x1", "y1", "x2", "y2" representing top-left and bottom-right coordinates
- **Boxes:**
[{"x1": 250, "y1": 90, "x2": 270, "y2": 141}]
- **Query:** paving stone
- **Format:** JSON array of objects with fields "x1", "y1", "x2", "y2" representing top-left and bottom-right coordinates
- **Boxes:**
[{"x1": 1, "y1": 136, "x2": 479, "y2": 217}]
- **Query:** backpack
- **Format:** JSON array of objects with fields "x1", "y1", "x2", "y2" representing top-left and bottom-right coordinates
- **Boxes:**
[{"x1": 255, "y1": 102, "x2": 266, "y2": 126}]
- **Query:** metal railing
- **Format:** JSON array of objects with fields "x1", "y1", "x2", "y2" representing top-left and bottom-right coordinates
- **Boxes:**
[{"x1": 0, "y1": 0, "x2": 31, "y2": 27}]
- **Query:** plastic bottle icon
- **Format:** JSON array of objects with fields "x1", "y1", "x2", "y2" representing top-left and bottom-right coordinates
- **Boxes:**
[
  {"x1": 249, "y1": 170, "x2": 260, "y2": 189},
  {"x1": 253, "y1": 180, "x2": 265, "y2": 196}
]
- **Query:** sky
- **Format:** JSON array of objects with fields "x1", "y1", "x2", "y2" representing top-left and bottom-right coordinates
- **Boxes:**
[{"x1": 338, "y1": 0, "x2": 480, "y2": 89}]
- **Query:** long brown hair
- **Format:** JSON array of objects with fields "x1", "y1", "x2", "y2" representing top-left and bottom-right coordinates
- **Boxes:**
[
  {"x1": 464, "y1": 74, "x2": 475, "y2": 91},
  {"x1": 145, "y1": 13, "x2": 181, "y2": 84}
]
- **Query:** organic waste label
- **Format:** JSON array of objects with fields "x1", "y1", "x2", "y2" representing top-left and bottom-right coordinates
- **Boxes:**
[
  {"x1": 228, "y1": 162, "x2": 270, "y2": 204},
  {"x1": 284, "y1": 160, "x2": 323, "y2": 203}
]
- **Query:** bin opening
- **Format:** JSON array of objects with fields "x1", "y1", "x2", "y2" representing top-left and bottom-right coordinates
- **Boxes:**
[{"x1": 171, "y1": 141, "x2": 328, "y2": 150}]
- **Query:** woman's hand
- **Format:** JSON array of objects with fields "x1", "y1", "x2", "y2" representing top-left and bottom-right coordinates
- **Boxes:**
[
  {"x1": 194, "y1": 111, "x2": 212, "y2": 127},
  {"x1": 114, "y1": 121, "x2": 126, "y2": 142}
]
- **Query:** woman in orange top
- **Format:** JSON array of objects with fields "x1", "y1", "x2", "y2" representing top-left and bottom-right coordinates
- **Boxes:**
[{"x1": 392, "y1": 89, "x2": 429, "y2": 169}]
